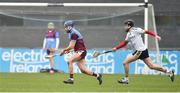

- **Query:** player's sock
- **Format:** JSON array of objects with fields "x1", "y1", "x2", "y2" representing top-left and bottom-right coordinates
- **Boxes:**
[
  {"x1": 69, "y1": 78, "x2": 74, "y2": 81},
  {"x1": 92, "y1": 72, "x2": 98, "y2": 77},
  {"x1": 165, "y1": 69, "x2": 172, "y2": 75},
  {"x1": 50, "y1": 68, "x2": 54, "y2": 70},
  {"x1": 124, "y1": 77, "x2": 129, "y2": 81},
  {"x1": 70, "y1": 74, "x2": 74, "y2": 79}
]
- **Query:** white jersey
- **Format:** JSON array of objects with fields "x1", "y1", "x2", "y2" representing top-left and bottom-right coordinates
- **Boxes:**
[{"x1": 125, "y1": 27, "x2": 147, "y2": 51}]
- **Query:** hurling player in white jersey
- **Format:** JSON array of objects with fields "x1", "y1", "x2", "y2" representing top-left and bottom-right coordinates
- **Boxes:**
[{"x1": 110, "y1": 19, "x2": 175, "y2": 84}]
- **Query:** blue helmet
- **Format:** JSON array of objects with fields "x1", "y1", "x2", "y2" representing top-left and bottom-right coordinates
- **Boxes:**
[{"x1": 63, "y1": 20, "x2": 74, "y2": 27}]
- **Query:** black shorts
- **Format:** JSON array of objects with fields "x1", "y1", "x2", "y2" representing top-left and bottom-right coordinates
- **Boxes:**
[
  {"x1": 75, "y1": 50, "x2": 87, "y2": 60},
  {"x1": 132, "y1": 49, "x2": 149, "y2": 60}
]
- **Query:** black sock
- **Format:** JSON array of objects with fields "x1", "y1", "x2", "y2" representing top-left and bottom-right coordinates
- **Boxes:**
[
  {"x1": 50, "y1": 68, "x2": 54, "y2": 70},
  {"x1": 92, "y1": 72, "x2": 97, "y2": 77},
  {"x1": 70, "y1": 74, "x2": 74, "y2": 78}
]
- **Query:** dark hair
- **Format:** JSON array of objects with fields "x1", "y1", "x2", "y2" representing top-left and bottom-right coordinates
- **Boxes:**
[{"x1": 124, "y1": 19, "x2": 134, "y2": 27}]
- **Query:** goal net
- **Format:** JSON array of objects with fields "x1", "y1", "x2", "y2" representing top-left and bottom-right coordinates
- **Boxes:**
[{"x1": 0, "y1": 3, "x2": 160, "y2": 65}]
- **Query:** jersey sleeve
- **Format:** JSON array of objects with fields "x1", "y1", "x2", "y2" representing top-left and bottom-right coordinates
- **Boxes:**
[
  {"x1": 55, "y1": 31, "x2": 59, "y2": 38},
  {"x1": 71, "y1": 33, "x2": 79, "y2": 41},
  {"x1": 125, "y1": 33, "x2": 130, "y2": 41},
  {"x1": 136, "y1": 28, "x2": 145, "y2": 34}
]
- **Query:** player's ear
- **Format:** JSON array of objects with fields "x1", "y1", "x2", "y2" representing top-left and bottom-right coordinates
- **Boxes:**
[
  {"x1": 128, "y1": 25, "x2": 132, "y2": 29},
  {"x1": 127, "y1": 25, "x2": 130, "y2": 28}
]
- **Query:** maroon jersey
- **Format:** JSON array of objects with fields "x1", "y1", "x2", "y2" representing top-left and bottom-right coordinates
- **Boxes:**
[
  {"x1": 68, "y1": 28, "x2": 86, "y2": 51},
  {"x1": 45, "y1": 29, "x2": 58, "y2": 38}
]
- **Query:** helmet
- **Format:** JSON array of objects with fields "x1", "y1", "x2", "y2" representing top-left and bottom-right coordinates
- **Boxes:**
[
  {"x1": 124, "y1": 19, "x2": 134, "y2": 27},
  {"x1": 63, "y1": 20, "x2": 74, "y2": 27}
]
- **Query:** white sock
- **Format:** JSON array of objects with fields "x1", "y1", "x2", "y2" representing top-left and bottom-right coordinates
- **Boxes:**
[
  {"x1": 124, "y1": 77, "x2": 129, "y2": 81},
  {"x1": 165, "y1": 69, "x2": 172, "y2": 75},
  {"x1": 97, "y1": 73, "x2": 99, "y2": 77},
  {"x1": 69, "y1": 78, "x2": 74, "y2": 81}
]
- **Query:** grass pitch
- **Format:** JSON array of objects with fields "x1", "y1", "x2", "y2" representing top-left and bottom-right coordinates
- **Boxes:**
[{"x1": 0, "y1": 73, "x2": 179, "y2": 92}]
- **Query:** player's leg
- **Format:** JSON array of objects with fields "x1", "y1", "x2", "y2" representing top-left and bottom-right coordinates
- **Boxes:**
[
  {"x1": 143, "y1": 57, "x2": 166, "y2": 72},
  {"x1": 48, "y1": 48, "x2": 55, "y2": 73},
  {"x1": 77, "y1": 59, "x2": 93, "y2": 75},
  {"x1": 77, "y1": 59, "x2": 102, "y2": 85},
  {"x1": 77, "y1": 51, "x2": 98, "y2": 76},
  {"x1": 46, "y1": 49, "x2": 55, "y2": 73},
  {"x1": 118, "y1": 54, "x2": 138, "y2": 84},
  {"x1": 118, "y1": 50, "x2": 142, "y2": 84},
  {"x1": 143, "y1": 57, "x2": 175, "y2": 82},
  {"x1": 46, "y1": 41, "x2": 56, "y2": 73},
  {"x1": 63, "y1": 52, "x2": 81, "y2": 84}
]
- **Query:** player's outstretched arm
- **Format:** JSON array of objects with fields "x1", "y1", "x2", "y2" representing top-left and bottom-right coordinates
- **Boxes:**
[
  {"x1": 111, "y1": 41, "x2": 128, "y2": 51},
  {"x1": 144, "y1": 30, "x2": 161, "y2": 41}
]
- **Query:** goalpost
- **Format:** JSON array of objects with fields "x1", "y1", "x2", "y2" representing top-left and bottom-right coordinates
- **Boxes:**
[{"x1": 0, "y1": 1, "x2": 161, "y2": 71}]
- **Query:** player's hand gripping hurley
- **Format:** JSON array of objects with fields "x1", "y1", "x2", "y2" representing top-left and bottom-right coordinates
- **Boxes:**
[
  {"x1": 93, "y1": 50, "x2": 114, "y2": 58},
  {"x1": 45, "y1": 49, "x2": 73, "y2": 58}
]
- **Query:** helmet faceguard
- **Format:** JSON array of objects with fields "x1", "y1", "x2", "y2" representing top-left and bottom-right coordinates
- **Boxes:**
[{"x1": 63, "y1": 20, "x2": 74, "y2": 33}]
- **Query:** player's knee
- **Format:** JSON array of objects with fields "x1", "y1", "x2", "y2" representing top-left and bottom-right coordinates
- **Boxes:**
[
  {"x1": 68, "y1": 59, "x2": 73, "y2": 63},
  {"x1": 123, "y1": 62, "x2": 127, "y2": 65}
]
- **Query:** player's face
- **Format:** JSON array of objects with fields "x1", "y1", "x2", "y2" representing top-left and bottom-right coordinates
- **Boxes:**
[
  {"x1": 64, "y1": 26, "x2": 72, "y2": 33},
  {"x1": 124, "y1": 25, "x2": 131, "y2": 32},
  {"x1": 48, "y1": 25, "x2": 55, "y2": 30}
]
